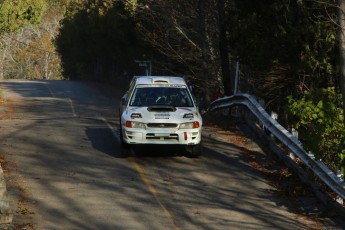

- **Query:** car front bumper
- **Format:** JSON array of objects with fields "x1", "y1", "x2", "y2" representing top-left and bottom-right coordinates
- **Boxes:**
[{"x1": 122, "y1": 127, "x2": 201, "y2": 145}]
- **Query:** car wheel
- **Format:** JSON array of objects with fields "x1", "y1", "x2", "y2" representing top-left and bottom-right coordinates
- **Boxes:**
[{"x1": 186, "y1": 143, "x2": 202, "y2": 158}]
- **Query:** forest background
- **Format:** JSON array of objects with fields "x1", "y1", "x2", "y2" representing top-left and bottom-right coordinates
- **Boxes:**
[{"x1": 0, "y1": 0, "x2": 345, "y2": 173}]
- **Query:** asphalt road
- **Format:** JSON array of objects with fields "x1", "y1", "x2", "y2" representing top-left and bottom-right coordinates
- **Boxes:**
[{"x1": 0, "y1": 79, "x2": 342, "y2": 229}]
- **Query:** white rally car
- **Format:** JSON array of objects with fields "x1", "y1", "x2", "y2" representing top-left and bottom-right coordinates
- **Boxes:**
[{"x1": 119, "y1": 76, "x2": 202, "y2": 156}]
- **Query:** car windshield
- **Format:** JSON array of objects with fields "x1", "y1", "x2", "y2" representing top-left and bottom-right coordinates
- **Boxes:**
[{"x1": 129, "y1": 85, "x2": 194, "y2": 107}]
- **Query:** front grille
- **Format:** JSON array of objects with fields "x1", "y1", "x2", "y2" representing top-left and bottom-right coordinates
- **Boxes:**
[
  {"x1": 146, "y1": 133, "x2": 179, "y2": 140},
  {"x1": 147, "y1": 123, "x2": 178, "y2": 128}
]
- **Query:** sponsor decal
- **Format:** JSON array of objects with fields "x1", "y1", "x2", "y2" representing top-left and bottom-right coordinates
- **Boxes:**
[{"x1": 154, "y1": 113, "x2": 170, "y2": 119}]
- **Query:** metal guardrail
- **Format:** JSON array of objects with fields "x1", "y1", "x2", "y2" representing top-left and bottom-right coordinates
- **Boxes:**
[{"x1": 207, "y1": 93, "x2": 345, "y2": 201}]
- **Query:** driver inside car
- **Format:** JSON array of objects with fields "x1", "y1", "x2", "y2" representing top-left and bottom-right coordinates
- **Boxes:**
[{"x1": 155, "y1": 89, "x2": 168, "y2": 104}]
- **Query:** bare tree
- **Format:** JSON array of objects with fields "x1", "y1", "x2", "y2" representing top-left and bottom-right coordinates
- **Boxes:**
[
  {"x1": 135, "y1": 1, "x2": 225, "y2": 99},
  {"x1": 339, "y1": 0, "x2": 345, "y2": 123},
  {"x1": 217, "y1": 0, "x2": 232, "y2": 96}
]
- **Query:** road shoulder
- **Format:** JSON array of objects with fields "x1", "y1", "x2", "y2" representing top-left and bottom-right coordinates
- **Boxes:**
[{"x1": 203, "y1": 110, "x2": 345, "y2": 229}]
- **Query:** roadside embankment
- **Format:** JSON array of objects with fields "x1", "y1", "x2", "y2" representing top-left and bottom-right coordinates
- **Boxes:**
[{"x1": 0, "y1": 95, "x2": 13, "y2": 229}]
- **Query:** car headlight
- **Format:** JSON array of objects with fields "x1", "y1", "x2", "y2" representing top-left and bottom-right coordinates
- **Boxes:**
[
  {"x1": 183, "y1": 113, "x2": 194, "y2": 118},
  {"x1": 125, "y1": 121, "x2": 145, "y2": 129},
  {"x1": 179, "y1": 121, "x2": 200, "y2": 129}
]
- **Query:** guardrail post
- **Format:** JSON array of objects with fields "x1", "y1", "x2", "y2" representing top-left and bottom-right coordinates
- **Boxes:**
[
  {"x1": 307, "y1": 151, "x2": 315, "y2": 160},
  {"x1": 289, "y1": 128, "x2": 299, "y2": 161},
  {"x1": 291, "y1": 128, "x2": 299, "y2": 140},
  {"x1": 268, "y1": 111, "x2": 278, "y2": 139},
  {"x1": 336, "y1": 170, "x2": 344, "y2": 205},
  {"x1": 336, "y1": 169, "x2": 344, "y2": 182}
]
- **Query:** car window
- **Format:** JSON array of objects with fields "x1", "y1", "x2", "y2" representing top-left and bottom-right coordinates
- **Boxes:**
[{"x1": 129, "y1": 85, "x2": 194, "y2": 107}]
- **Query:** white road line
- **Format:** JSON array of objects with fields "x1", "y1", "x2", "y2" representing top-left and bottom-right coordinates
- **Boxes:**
[
  {"x1": 99, "y1": 116, "x2": 120, "y2": 141},
  {"x1": 43, "y1": 82, "x2": 55, "y2": 97},
  {"x1": 68, "y1": 98, "x2": 77, "y2": 117},
  {"x1": 43, "y1": 82, "x2": 77, "y2": 118}
]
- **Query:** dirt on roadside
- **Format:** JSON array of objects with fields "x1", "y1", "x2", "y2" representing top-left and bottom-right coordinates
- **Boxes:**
[
  {"x1": 203, "y1": 110, "x2": 345, "y2": 229},
  {"x1": 0, "y1": 98, "x2": 36, "y2": 229}
]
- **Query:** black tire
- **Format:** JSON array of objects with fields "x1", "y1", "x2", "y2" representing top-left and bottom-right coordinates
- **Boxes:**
[{"x1": 186, "y1": 143, "x2": 202, "y2": 158}]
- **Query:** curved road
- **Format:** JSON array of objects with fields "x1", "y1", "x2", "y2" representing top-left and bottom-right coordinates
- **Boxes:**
[{"x1": 0, "y1": 80, "x2": 342, "y2": 229}]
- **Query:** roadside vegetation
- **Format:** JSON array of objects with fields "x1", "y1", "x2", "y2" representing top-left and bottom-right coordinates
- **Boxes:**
[{"x1": 0, "y1": 1, "x2": 344, "y2": 173}]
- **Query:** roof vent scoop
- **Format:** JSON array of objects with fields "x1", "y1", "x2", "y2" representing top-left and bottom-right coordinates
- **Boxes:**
[{"x1": 153, "y1": 80, "x2": 169, "y2": 84}]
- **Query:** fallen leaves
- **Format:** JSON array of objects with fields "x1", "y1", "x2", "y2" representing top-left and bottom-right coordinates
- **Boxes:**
[{"x1": 0, "y1": 99, "x2": 16, "y2": 120}]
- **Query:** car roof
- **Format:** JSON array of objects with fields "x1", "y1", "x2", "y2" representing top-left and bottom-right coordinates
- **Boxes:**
[{"x1": 133, "y1": 76, "x2": 187, "y2": 85}]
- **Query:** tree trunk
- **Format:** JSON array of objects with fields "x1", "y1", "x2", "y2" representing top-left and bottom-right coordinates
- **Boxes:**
[
  {"x1": 197, "y1": 0, "x2": 211, "y2": 101},
  {"x1": 217, "y1": 0, "x2": 232, "y2": 96},
  {"x1": 338, "y1": 0, "x2": 345, "y2": 124}
]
